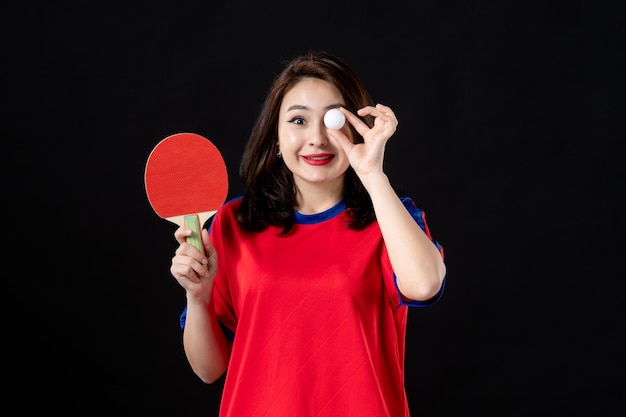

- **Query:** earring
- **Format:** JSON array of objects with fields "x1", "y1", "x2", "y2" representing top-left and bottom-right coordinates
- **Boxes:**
[{"x1": 277, "y1": 150, "x2": 282, "y2": 158}]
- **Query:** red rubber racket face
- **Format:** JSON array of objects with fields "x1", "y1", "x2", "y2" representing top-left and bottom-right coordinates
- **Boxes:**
[{"x1": 144, "y1": 132, "x2": 228, "y2": 227}]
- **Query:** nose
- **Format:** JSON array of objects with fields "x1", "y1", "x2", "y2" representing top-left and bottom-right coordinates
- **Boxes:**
[{"x1": 308, "y1": 120, "x2": 329, "y2": 147}]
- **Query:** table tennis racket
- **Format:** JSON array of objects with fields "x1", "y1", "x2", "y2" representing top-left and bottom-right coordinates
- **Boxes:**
[{"x1": 144, "y1": 132, "x2": 228, "y2": 255}]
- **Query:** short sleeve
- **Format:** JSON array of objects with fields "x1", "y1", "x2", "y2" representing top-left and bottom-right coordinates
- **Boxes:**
[{"x1": 395, "y1": 197, "x2": 446, "y2": 307}]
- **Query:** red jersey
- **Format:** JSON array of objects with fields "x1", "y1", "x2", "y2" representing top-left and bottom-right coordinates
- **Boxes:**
[{"x1": 181, "y1": 196, "x2": 444, "y2": 416}]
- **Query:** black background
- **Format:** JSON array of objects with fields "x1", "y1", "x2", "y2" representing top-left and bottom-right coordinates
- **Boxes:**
[{"x1": 5, "y1": 1, "x2": 625, "y2": 416}]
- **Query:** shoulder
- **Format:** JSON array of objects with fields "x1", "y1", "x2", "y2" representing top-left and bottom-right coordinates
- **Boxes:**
[
  {"x1": 208, "y1": 196, "x2": 243, "y2": 229},
  {"x1": 399, "y1": 196, "x2": 424, "y2": 217},
  {"x1": 399, "y1": 196, "x2": 430, "y2": 232},
  {"x1": 222, "y1": 195, "x2": 244, "y2": 211}
]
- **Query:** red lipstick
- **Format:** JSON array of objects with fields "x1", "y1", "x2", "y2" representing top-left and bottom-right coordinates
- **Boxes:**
[{"x1": 301, "y1": 153, "x2": 335, "y2": 166}]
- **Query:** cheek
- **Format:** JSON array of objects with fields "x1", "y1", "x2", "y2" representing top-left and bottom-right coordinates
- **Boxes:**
[{"x1": 278, "y1": 132, "x2": 302, "y2": 152}]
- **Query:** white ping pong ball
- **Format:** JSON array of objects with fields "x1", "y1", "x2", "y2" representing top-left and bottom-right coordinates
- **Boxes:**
[{"x1": 324, "y1": 108, "x2": 345, "y2": 129}]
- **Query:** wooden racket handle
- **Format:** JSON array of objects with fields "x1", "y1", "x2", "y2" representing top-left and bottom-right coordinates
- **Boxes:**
[{"x1": 183, "y1": 214, "x2": 205, "y2": 255}]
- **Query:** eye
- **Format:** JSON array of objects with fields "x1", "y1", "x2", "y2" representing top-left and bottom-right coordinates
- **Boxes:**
[{"x1": 288, "y1": 117, "x2": 306, "y2": 125}]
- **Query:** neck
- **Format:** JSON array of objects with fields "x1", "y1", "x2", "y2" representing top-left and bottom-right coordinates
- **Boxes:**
[{"x1": 295, "y1": 182, "x2": 344, "y2": 214}]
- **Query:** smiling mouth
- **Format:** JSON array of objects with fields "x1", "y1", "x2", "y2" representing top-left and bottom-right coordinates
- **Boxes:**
[{"x1": 302, "y1": 154, "x2": 334, "y2": 165}]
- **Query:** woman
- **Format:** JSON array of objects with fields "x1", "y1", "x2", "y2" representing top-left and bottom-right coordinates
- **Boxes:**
[{"x1": 170, "y1": 51, "x2": 446, "y2": 416}]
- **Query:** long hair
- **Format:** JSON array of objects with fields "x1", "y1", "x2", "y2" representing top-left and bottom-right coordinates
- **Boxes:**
[{"x1": 237, "y1": 51, "x2": 376, "y2": 234}]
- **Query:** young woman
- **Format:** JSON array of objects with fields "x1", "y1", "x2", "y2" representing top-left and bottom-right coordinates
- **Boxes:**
[{"x1": 169, "y1": 51, "x2": 446, "y2": 416}]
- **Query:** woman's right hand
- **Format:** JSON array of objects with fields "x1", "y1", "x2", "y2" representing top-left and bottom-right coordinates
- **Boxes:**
[{"x1": 170, "y1": 227, "x2": 217, "y2": 303}]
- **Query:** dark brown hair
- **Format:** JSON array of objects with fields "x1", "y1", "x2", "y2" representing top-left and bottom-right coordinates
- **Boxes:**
[{"x1": 237, "y1": 51, "x2": 376, "y2": 234}]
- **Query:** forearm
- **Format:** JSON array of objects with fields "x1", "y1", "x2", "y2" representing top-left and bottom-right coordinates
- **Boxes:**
[
  {"x1": 362, "y1": 173, "x2": 446, "y2": 301},
  {"x1": 182, "y1": 293, "x2": 231, "y2": 384}
]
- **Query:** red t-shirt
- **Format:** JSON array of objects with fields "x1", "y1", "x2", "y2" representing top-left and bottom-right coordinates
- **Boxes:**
[{"x1": 182, "y1": 196, "x2": 444, "y2": 416}]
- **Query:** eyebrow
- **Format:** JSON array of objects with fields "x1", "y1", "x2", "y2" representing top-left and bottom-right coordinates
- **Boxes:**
[{"x1": 286, "y1": 103, "x2": 345, "y2": 112}]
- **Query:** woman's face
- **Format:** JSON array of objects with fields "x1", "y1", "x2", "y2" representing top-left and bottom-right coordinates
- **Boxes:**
[{"x1": 277, "y1": 77, "x2": 353, "y2": 192}]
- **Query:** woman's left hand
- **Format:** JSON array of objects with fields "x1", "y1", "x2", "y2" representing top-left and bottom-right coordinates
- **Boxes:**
[{"x1": 327, "y1": 103, "x2": 398, "y2": 178}]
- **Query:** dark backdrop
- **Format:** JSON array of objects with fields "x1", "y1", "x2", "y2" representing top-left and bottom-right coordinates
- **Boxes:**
[{"x1": 5, "y1": 1, "x2": 624, "y2": 416}]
